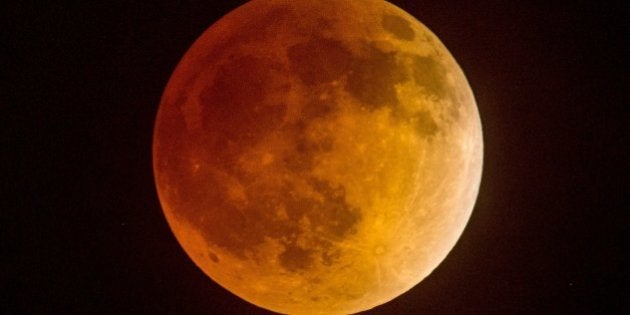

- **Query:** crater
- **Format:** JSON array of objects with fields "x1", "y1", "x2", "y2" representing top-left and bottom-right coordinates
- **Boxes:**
[{"x1": 382, "y1": 14, "x2": 415, "y2": 41}]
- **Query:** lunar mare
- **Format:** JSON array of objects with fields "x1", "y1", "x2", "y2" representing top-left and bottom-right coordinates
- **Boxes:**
[{"x1": 153, "y1": 0, "x2": 483, "y2": 314}]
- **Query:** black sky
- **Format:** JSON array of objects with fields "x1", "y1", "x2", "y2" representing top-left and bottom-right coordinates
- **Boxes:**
[{"x1": 3, "y1": 0, "x2": 627, "y2": 313}]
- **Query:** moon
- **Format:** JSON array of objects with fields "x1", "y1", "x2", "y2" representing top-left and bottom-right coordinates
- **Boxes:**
[{"x1": 153, "y1": 0, "x2": 482, "y2": 314}]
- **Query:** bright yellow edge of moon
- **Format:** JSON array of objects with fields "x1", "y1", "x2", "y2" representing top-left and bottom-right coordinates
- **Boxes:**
[{"x1": 153, "y1": 0, "x2": 483, "y2": 314}]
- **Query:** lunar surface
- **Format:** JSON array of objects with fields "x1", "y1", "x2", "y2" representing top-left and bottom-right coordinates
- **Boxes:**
[{"x1": 153, "y1": 0, "x2": 483, "y2": 314}]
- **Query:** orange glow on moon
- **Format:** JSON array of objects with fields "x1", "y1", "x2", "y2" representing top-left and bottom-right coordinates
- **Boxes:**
[{"x1": 153, "y1": 0, "x2": 482, "y2": 314}]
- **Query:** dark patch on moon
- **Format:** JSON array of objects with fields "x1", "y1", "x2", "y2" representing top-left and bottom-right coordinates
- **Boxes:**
[
  {"x1": 412, "y1": 55, "x2": 448, "y2": 99},
  {"x1": 283, "y1": 150, "x2": 316, "y2": 174},
  {"x1": 171, "y1": 171, "x2": 251, "y2": 258},
  {"x1": 306, "y1": 178, "x2": 361, "y2": 238},
  {"x1": 186, "y1": 7, "x2": 293, "y2": 98},
  {"x1": 198, "y1": 54, "x2": 287, "y2": 162},
  {"x1": 287, "y1": 37, "x2": 353, "y2": 86},
  {"x1": 279, "y1": 244, "x2": 314, "y2": 272},
  {"x1": 346, "y1": 43, "x2": 409, "y2": 108},
  {"x1": 315, "y1": 17, "x2": 335, "y2": 31},
  {"x1": 382, "y1": 14, "x2": 415, "y2": 41},
  {"x1": 321, "y1": 248, "x2": 341, "y2": 266},
  {"x1": 412, "y1": 110, "x2": 439, "y2": 136},
  {"x1": 302, "y1": 97, "x2": 336, "y2": 119},
  {"x1": 296, "y1": 135, "x2": 334, "y2": 156},
  {"x1": 276, "y1": 178, "x2": 362, "y2": 272},
  {"x1": 209, "y1": 252, "x2": 220, "y2": 263}
]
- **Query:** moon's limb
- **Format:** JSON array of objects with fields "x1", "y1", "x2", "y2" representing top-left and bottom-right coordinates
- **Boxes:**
[{"x1": 153, "y1": 0, "x2": 482, "y2": 314}]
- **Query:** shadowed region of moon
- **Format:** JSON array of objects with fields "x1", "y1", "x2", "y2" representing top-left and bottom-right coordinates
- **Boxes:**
[{"x1": 153, "y1": 0, "x2": 482, "y2": 314}]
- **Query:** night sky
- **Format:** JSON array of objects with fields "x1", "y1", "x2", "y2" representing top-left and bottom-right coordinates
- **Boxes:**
[{"x1": 4, "y1": 1, "x2": 626, "y2": 313}]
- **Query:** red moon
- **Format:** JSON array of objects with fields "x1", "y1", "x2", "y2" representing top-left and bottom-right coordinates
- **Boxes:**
[{"x1": 153, "y1": 0, "x2": 482, "y2": 313}]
